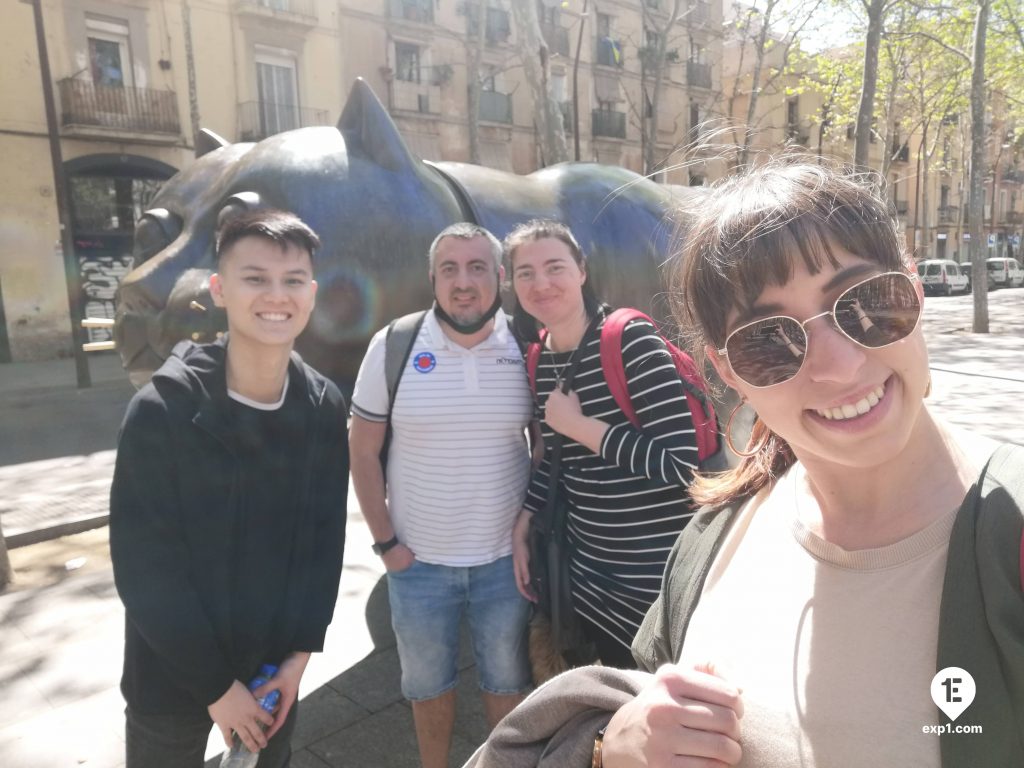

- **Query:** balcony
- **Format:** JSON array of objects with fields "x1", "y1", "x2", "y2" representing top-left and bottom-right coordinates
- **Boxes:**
[
  {"x1": 894, "y1": 199, "x2": 909, "y2": 216},
  {"x1": 938, "y1": 205, "x2": 960, "y2": 225},
  {"x1": 388, "y1": 0, "x2": 433, "y2": 24},
  {"x1": 479, "y1": 90, "x2": 513, "y2": 124},
  {"x1": 58, "y1": 78, "x2": 180, "y2": 138},
  {"x1": 465, "y1": 5, "x2": 511, "y2": 45},
  {"x1": 560, "y1": 102, "x2": 574, "y2": 135},
  {"x1": 592, "y1": 109, "x2": 626, "y2": 139},
  {"x1": 391, "y1": 80, "x2": 441, "y2": 114},
  {"x1": 234, "y1": 0, "x2": 317, "y2": 26},
  {"x1": 687, "y1": 61, "x2": 712, "y2": 89},
  {"x1": 1004, "y1": 211, "x2": 1022, "y2": 225},
  {"x1": 237, "y1": 100, "x2": 329, "y2": 141},
  {"x1": 596, "y1": 37, "x2": 624, "y2": 67},
  {"x1": 541, "y1": 23, "x2": 570, "y2": 57}
]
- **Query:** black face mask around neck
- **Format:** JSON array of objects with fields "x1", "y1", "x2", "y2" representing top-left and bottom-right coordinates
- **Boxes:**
[{"x1": 432, "y1": 290, "x2": 503, "y2": 335}]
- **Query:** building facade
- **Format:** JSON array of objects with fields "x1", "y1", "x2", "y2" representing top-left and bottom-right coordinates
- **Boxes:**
[{"x1": 2, "y1": 0, "x2": 724, "y2": 364}]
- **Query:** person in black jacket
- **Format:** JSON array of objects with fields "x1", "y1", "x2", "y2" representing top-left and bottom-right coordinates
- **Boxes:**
[{"x1": 110, "y1": 210, "x2": 348, "y2": 768}]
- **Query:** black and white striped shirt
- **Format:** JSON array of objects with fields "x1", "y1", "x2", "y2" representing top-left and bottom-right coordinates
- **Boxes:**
[{"x1": 524, "y1": 315, "x2": 698, "y2": 652}]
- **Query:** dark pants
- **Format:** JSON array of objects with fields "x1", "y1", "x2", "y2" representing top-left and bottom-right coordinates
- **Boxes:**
[
  {"x1": 125, "y1": 703, "x2": 297, "y2": 768},
  {"x1": 581, "y1": 614, "x2": 639, "y2": 670}
]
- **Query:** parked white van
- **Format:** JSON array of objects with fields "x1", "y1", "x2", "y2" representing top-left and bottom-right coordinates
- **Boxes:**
[
  {"x1": 917, "y1": 259, "x2": 970, "y2": 295},
  {"x1": 986, "y1": 257, "x2": 1024, "y2": 288}
]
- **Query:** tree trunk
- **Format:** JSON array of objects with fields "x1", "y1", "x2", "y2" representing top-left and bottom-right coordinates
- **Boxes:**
[
  {"x1": 511, "y1": 0, "x2": 568, "y2": 166},
  {"x1": 643, "y1": 0, "x2": 684, "y2": 176},
  {"x1": 466, "y1": 0, "x2": 486, "y2": 165},
  {"x1": 969, "y1": 0, "x2": 990, "y2": 333},
  {"x1": 738, "y1": 2, "x2": 775, "y2": 169},
  {"x1": 920, "y1": 121, "x2": 931, "y2": 260},
  {"x1": 854, "y1": 0, "x2": 885, "y2": 171}
]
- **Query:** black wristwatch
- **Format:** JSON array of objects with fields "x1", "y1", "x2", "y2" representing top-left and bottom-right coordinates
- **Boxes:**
[{"x1": 371, "y1": 535, "x2": 400, "y2": 556}]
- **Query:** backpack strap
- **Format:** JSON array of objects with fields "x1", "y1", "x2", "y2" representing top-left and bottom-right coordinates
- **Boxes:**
[
  {"x1": 526, "y1": 328, "x2": 548, "y2": 396},
  {"x1": 384, "y1": 310, "x2": 429, "y2": 421},
  {"x1": 979, "y1": 443, "x2": 1024, "y2": 591},
  {"x1": 600, "y1": 308, "x2": 649, "y2": 428}
]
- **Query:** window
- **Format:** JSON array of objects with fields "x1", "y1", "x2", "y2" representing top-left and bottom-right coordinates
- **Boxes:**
[
  {"x1": 550, "y1": 71, "x2": 566, "y2": 103},
  {"x1": 597, "y1": 13, "x2": 612, "y2": 38},
  {"x1": 538, "y1": 0, "x2": 559, "y2": 26},
  {"x1": 690, "y1": 40, "x2": 705, "y2": 64},
  {"x1": 645, "y1": 28, "x2": 661, "y2": 49},
  {"x1": 689, "y1": 102, "x2": 700, "y2": 133},
  {"x1": 86, "y1": 15, "x2": 133, "y2": 88},
  {"x1": 395, "y1": 42, "x2": 421, "y2": 83},
  {"x1": 787, "y1": 97, "x2": 799, "y2": 128},
  {"x1": 256, "y1": 50, "x2": 299, "y2": 134}
]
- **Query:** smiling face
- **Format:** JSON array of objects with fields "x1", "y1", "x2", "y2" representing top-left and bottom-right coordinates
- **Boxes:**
[
  {"x1": 710, "y1": 244, "x2": 930, "y2": 471},
  {"x1": 510, "y1": 237, "x2": 587, "y2": 328},
  {"x1": 430, "y1": 234, "x2": 501, "y2": 327},
  {"x1": 209, "y1": 236, "x2": 317, "y2": 352}
]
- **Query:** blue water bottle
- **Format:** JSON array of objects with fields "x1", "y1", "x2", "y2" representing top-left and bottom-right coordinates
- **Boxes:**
[{"x1": 219, "y1": 664, "x2": 280, "y2": 768}]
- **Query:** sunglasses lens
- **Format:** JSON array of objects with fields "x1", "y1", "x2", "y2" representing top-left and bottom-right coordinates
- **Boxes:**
[
  {"x1": 726, "y1": 316, "x2": 807, "y2": 387},
  {"x1": 835, "y1": 273, "x2": 921, "y2": 348}
]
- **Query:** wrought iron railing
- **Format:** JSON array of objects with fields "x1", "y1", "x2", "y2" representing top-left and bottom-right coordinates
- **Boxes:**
[
  {"x1": 237, "y1": 101, "x2": 329, "y2": 141},
  {"x1": 58, "y1": 79, "x2": 180, "y2": 134},
  {"x1": 235, "y1": 0, "x2": 317, "y2": 20},
  {"x1": 592, "y1": 109, "x2": 626, "y2": 139},
  {"x1": 389, "y1": 0, "x2": 433, "y2": 23},
  {"x1": 687, "y1": 61, "x2": 712, "y2": 89},
  {"x1": 938, "y1": 205, "x2": 960, "y2": 225}
]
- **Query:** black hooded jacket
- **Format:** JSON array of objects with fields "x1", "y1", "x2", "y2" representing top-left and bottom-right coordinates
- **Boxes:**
[{"x1": 110, "y1": 337, "x2": 348, "y2": 715}]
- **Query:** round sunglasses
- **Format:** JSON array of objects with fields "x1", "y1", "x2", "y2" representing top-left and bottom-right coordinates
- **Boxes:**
[{"x1": 717, "y1": 271, "x2": 922, "y2": 389}]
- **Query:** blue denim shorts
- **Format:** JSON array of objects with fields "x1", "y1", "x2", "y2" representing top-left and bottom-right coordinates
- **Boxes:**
[{"x1": 386, "y1": 554, "x2": 531, "y2": 701}]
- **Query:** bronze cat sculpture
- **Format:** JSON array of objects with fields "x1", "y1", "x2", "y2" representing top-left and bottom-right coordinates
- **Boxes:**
[{"x1": 114, "y1": 78, "x2": 702, "y2": 387}]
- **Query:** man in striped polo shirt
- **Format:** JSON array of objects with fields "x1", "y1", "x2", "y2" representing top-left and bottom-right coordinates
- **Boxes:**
[{"x1": 349, "y1": 223, "x2": 534, "y2": 768}]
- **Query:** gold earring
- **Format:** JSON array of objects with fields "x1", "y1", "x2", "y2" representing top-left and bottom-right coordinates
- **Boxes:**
[{"x1": 725, "y1": 401, "x2": 770, "y2": 458}]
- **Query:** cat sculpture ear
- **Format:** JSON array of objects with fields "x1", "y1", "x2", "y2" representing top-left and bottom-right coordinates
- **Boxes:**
[
  {"x1": 196, "y1": 128, "x2": 231, "y2": 158},
  {"x1": 337, "y1": 77, "x2": 417, "y2": 173}
]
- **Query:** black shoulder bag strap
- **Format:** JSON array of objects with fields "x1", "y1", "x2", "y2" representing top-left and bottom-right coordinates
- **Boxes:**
[
  {"x1": 380, "y1": 310, "x2": 429, "y2": 470},
  {"x1": 540, "y1": 313, "x2": 605, "y2": 539}
]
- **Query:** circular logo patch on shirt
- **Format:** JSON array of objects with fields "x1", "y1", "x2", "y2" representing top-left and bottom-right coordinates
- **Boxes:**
[{"x1": 412, "y1": 351, "x2": 437, "y2": 373}]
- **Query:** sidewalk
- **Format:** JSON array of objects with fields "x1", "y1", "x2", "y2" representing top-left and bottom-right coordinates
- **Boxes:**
[{"x1": 1, "y1": 289, "x2": 1022, "y2": 767}]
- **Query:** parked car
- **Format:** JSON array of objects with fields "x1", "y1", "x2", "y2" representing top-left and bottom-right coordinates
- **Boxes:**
[
  {"x1": 959, "y1": 261, "x2": 997, "y2": 292},
  {"x1": 986, "y1": 257, "x2": 1024, "y2": 288},
  {"x1": 917, "y1": 259, "x2": 970, "y2": 296}
]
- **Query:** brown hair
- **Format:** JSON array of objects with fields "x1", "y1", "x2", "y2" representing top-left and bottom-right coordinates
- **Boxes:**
[
  {"x1": 671, "y1": 159, "x2": 907, "y2": 508},
  {"x1": 504, "y1": 219, "x2": 602, "y2": 343}
]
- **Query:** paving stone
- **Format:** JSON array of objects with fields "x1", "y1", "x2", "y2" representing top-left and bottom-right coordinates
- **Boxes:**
[
  {"x1": 290, "y1": 748, "x2": 332, "y2": 768},
  {"x1": 325, "y1": 647, "x2": 405, "y2": 714},
  {"x1": 292, "y1": 686, "x2": 372, "y2": 750},
  {"x1": 308, "y1": 701, "x2": 429, "y2": 768}
]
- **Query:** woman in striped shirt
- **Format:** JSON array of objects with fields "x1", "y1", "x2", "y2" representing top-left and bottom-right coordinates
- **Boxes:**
[{"x1": 506, "y1": 220, "x2": 699, "y2": 667}]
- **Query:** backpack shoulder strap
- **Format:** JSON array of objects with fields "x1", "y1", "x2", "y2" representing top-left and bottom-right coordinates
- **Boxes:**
[
  {"x1": 384, "y1": 310, "x2": 429, "y2": 420},
  {"x1": 980, "y1": 443, "x2": 1024, "y2": 591},
  {"x1": 600, "y1": 308, "x2": 652, "y2": 428},
  {"x1": 526, "y1": 328, "x2": 548, "y2": 396}
]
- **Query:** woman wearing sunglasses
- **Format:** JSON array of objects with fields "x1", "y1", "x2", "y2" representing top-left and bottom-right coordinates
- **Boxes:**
[
  {"x1": 505, "y1": 220, "x2": 701, "y2": 669},
  {"x1": 463, "y1": 162, "x2": 1023, "y2": 768}
]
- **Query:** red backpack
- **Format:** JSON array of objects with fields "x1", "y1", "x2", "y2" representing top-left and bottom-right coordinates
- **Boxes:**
[{"x1": 527, "y1": 308, "x2": 721, "y2": 469}]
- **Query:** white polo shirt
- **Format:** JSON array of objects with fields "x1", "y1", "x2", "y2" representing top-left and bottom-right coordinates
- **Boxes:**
[{"x1": 351, "y1": 309, "x2": 533, "y2": 567}]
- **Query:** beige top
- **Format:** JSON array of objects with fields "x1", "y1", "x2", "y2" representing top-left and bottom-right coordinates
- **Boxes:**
[{"x1": 679, "y1": 465, "x2": 955, "y2": 768}]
